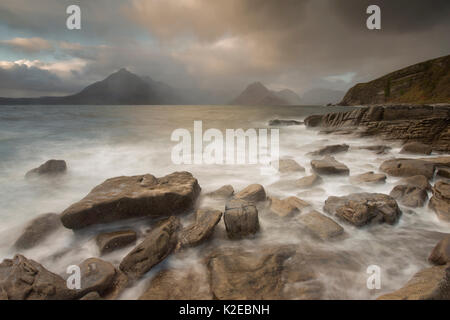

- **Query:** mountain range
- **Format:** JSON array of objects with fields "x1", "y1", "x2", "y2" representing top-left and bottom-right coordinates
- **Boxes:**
[{"x1": 229, "y1": 82, "x2": 302, "y2": 106}]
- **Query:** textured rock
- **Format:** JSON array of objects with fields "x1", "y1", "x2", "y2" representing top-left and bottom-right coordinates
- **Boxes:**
[
  {"x1": 400, "y1": 175, "x2": 431, "y2": 191},
  {"x1": 350, "y1": 172, "x2": 386, "y2": 185},
  {"x1": 437, "y1": 167, "x2": 450, "y2": 179},
  {"x1": 400, "y1": 142, "x2": 432, "y2": 155},
  {"x1": 223, "y1": 199, "x2": 259, "y2": 239},
  {"x1": 269, "y1": 196, "x2": 310, "y2": 218},
  {"x1": 139, "y1": 268, "x2": 212, "y2": 300},
  {"x1": 429, "y1": 181, "x2": 450, "y2": 222},
  {"x1": 378, "y1": 265, "x2": 450, "y2": 300},
  {"x1": 206, "y1": 185, "x2": 234, "y2": 199},
  {"x1": 25, "y1": 160, "x2": 67, "y2": 178},
  {"x1": 14, "y1": 213, "x2": 62, "y2": 250},
  {"x1": 298, "y1": 210, "x2": 344, "y2": 241},
  {"x1": 311, "y1": 156, "x2": 350, "y2": 175},
  {"x1": 429, "y1": 235, "x2": 450, "y2": 265},
  {"x1": 119, "y1": 217, "x2": 180, "y2": 281},
  {"x1": 272, "y1": 159, "x2": 305, "y2": 173},
  {"x1": 380, "y1": 159, "x2": 435, "y2": 179},
  {"x1": 324, "y1": 193, "x2": 402, "y2": 227},
  {"x1": 61, "y1": 172, "x2": 200, "y2": 229},
  {"x1": 0, "y1": 254, "x2": 77, "y2": 300},
  {"x1": 390, "y1": 185, "x2": 428, "y2": 208},
  {"x1": 357, "y1": 145, "x2": 391, "y2": 154},
  {"x1": 310, "y1": 144, "x2": 349, "y2": 156},
  {"x1": 234, "y1": 184, "x2": 266, "y2": 203},
  {"x1": 79, "y1": 291, "x2": 102, "y2": 300},
  {"x1": 296, "y1": 174, "x2": 323, "y2": 188},
  {"x1": 178, "y1": 209, "x2": 222, "y2": 249},
  {"x1": 96, "y1": 230, "x2": 137, "y2": 255}
]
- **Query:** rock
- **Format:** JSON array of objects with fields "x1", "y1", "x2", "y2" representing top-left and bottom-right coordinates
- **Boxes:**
[
  {"x1": 234, "y1": 184, "x2": 266, "y2": 203},
  {"x1": 390, "y1": 185, "x2": 428, "y2": 208},
  {"x1": 310, "y1": 144, "x2": 349, "y2": 156},
  {"x1": 272, "y1": 159, "x2": 305, "y2": 173},
  {"x1": 296, "y1": 174, "x2": 323, "y2": 188},
  {"x1": 380, "y1": 159, "x2": 435, "y2": 179},
  {"x1": 419, "y1": 156, "x2": 450, "y2": 168},
  {"x1": 378, "y1": 265, "x2": 450, "y2": 300},
  {"x1": 304, "y1": 115, "x2": 323, "y2": 127},
  {"x1": 324, "y1": 193, "x2": 402, "y2": 227},
  {"x1": 268, "y1": 196, "x2": 310, "y2": 218},
  {"x1": 357, "y1": 145, "x2": 391, "y2": 154},
  {"x1": 0, "y1": 254, "x2": 77, "y2": 300},
  {"x1": 437, "y1": 167, "x2": 450, "y2": 179},
  {"x1": 429, "y1": 181, "x2": 450, "y2": 222},
  {"x1": 223, "y1": 199, "x2": 259, "y2": 239},
  {"x1": 80, "y1": 291, "x2": 102, "y2": 300},
  {"x1": 298, "y1": 210, "x2": 344, "y2": 241},
  {"x1": 429, "y1": 235, "x2": 450, "y2": 265},
  {"x1": 61, "y1": 171, "x2": 201, "y2": 229},
  {"x1": 400, "y1": 175, "x2": 431, "y2": 191},
  {"x1": 119, "y1": 216, "x2": 180, "y2": 281},
  {"x1": 96, "y1": 230, "x2": 137, "y2": 255},
  {"x1": 350, "y1": 172, "x2": 386, "y2": 185},
  {"x1": 139, "y1": 268, "x2": 212, "y2": 300},
  {"x1": 268, "y1": 119, "x2": 302, "y2": 126},
  {"x1": 311, "y1": 156, "x2": 350, "y2": 176},
  {"x1": 178, "y1": 209, "x2": 222, "y2": 249},
  {"x1": 14, "y1": 213, "x2": 62, "y2": 250},
  {"x1": 400, "y1": 142, "x2": 432, "y2": 155},
  {"x1": 25, "y1": 160, "x2": 67, "y2": 178},
  {"x1": 206, "y1": 185, "x2": 234, "y2": 199}
]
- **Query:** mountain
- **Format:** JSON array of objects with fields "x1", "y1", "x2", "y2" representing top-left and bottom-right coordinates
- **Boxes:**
[
  {"x1": 300, "y1": 88, "x2": 345, "y2": 105},
  {"x1": 0, "y1": 68, "x2": 180, "y2": 105},
  {"x1": 340, "y1": 54, "x2": 450, "y2": 106},
  {"x1": 230, "y1": 82, "x2": 301, "y2": 105}
]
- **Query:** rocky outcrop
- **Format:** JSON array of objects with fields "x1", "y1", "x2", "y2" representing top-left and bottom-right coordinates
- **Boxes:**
[
  {"x1": 223, "y1": 199, "x2": 259, "y2": 239},
  {"x1": 96, "y1": 230, "x2": 137, "y2": 255},
  {"x1": 298, "y1": 211, "x2": 344, "y2": 241},
  {"x1": 25, "y1": 160, "x2": 67, "y2": 178},
  {"x1": 311, "y1": 156, "x2": 350, "y2": 175},
  {"x1": 119, "y1": 217, "x2": 180, "y2": 281},
  {"x1": 60, "y1": 171, "x2": 200, "y2": 229},
  {"x1": 304, "y1": 105, "x2": 450, "y2": 152},
  {"x1": 206, "y1": 185, "x2": 234, "y2": 199},
  {"x1": 324, "y1": 193, "x2": 402, "y2": 227},
  {"x1": 14, "y1": 213, "x2": 62, "y2": 250},
  {"x1": 268, "y1": 196, "x2": 310, "y2": 218},
  {"x1": 429, "y1": 181, "x2": 450, "y2": 222},
  {"x1": 429, "y1": 235, "x2": 450, "y2": 265},
  {"x1": 177, "y1": 209, "x2": 222, "y2": 249},
  {"x1": 380, "y1": 159, "x2": 435, "y2": 179},
  {"x1": 390, "y1": 185, "x2": 428, "y2": 208},
  {"x1": 0, "y1": 255, "x2": 77, "y2": 300},
  {"x1": 400, "y1": 142, "x2": 432, "y2": 155},
  {"x1": 296, "y1": 174, "x2": 323, "y2": 188},
  {"x1": 350, "y1": 172, "x2": 386, "y2": 185},
  {"x1": 234, "y1": 184, "x2": 267, "y2": 203},
  {"x1": 309, "y1": 144, "x2": 349, "y2": 156}
]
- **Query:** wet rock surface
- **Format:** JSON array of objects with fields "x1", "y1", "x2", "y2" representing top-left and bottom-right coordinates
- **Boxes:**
[
  {"x1": 390, "y1": 184, "x2": 428, "y2": 208},
  {"x1": 268, "y1": 196, "x2": 310, "y2": 218},
  {"x1": 429, "y1": 235, "x2": 450, "y2": 266},
  {"x1": 96, "y1": 230, "x2": 137, "y2": 255},
  {"x1": 309, "y1": 144, "x2": 349, "y2": 156},
  {"x1": 296, "y1": 174, "x2": 323, "y2": 188},
  {"x1": 311, "y1": 156, "x2": 350, "y2": 176},
  {"x1": 380, "y1": 159, "x2": 435, "y2": 179},
  {"x1": 298, "y1": 210, "x2": 344, "y2": 241},
  {"x1": 206, "y1": 185, "x2": 234, "y2": 199},
  {"x1": 25, "y1": 160, "x2": 67, "y2": 178},
  {"x1": 178, "y1": 209, "x2": 222, "y2": 249},
  {"x1": 400, "y1": 142, "x2": 432, "y2": 155},
  {"x1": 234, "y1": 184, "x2": 267, "y2": 203},
  {"x1": 272, "y1": 159, "x2": 305, "y2": 173},
  {"x1": 14, "y1": 213, "x2": 62, "y2": 250},
  {"x1": 350, "y1": 172, "x2": 386, "y2": 185},
  {"x1": 223, "y1": 199, "x2": 259, "y2": 239},
  {"x1": 429, "y1": 181, "x2": 450, "y2": 222}
]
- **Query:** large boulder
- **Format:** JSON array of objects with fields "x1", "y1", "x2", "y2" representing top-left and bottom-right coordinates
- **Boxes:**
[
  {"x1": 223, "y1": 199, "x2": 259, "y2": 240},
  {"x1": 177, "y1": 209, "x2": 222, "y2": 249},
  {"x1": 119, "y1": 217, "x2": 180, "y2": 281},
  {"x1": 0, "y1": 254, "x2": 77, "y2": 300},
  {"x1": 380, "y1": 159, "x2": 435, "y2": 179},
  {"x1": 296, "y1": 174, "x2": 323, "y2": 188},
  {"x1": 311, "y1": 156, "x2": 350, "y2": 176},
  {"x1": 25, "y1": 160, "x2": 67, "y2": 178},
  {"x1": 139, "y1": 268, "x2": 212, "y2": 300},
  {"x1": 310, "y1": 144, "x2": 349, "y2": 156},
  {"x1": 400, "y1": 142, "x2": 432, "y2": 155},
  {"x1": 96, "y1": 230, "x2": 137, "y2": 255},
  {"x1": 390, "y1": 185, "x2": 428, "y2": 208},
  {"x1": 400, "y1": 175, "x2": 431, "y2": 191},
  {"x1": 324, "y1": 193, "x2": 402, "y2": 227},
  {"x1": 298, "y1": 210, "x2": 344, "y2": 241},
  {"x1": 429, "y1": 235, "x2": 450, "y2": 265},
  {"x1": 234, "y1": 184, "x2": 267, "y2": 203},
  {"x1": 378, "y1": 265, "x2": 450, "y2": 300},
  {"x1": 14, "y1": 213, "x2": 62, "y2": 250},
  {"x1": 350, "y1": 172, "x2": 386, "y2": 185},
  {"x1": 206, "y1": 185, "x2": 234, "y2": 200},
  {"x1": 60, "y1": 172, "x2": 201, "y2": 229},
  {"x1": 429, "y1": 181, "x2": 450, "y2": 222}
]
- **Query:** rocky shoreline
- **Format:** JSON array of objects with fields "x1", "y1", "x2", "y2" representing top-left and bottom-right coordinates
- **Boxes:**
[{"x1": 1, "y1": 104, "x2": 449, "y2": 300}]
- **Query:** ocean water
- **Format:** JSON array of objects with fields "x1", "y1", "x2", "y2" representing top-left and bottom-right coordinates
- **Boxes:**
[{"x1": 0, "y1": 104, "x2": 448, "y2": 299}]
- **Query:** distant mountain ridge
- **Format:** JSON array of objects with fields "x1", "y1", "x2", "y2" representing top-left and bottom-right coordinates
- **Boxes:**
[
  {"x1": 230, "y1": 82, "x2": 301, "y2": 106},
  {"x1": 0, "y1": 68, "x2": 180, "y2": 105},
  {"x1": 340, "y1": 54, "x2": 450, "y2": 106}
]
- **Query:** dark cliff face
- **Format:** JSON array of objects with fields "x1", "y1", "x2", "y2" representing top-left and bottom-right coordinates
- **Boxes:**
[{"x1": 340, "y1": 55, "x2": 450, "y2": 106}]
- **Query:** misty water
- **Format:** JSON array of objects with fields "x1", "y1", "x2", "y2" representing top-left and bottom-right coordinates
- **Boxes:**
[{"x1": 0, "y1": 105, "x2": 448, "y2": 299}]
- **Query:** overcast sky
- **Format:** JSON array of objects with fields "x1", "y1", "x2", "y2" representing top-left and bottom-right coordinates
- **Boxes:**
[{"x1": 0, "y1": 0, "x2": 449, "y2": 102}]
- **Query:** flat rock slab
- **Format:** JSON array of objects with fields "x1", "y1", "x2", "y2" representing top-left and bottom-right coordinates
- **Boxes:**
[
  {"x1": 298, "y1": 210, "x2": 344, "y2": 241},
  {"x1": 14, "y1": 213, "x2": 62, "y2": 250},
  {"x1": 224, "y1": 199, "x2": 259, "y2": 239},
  {"x1": 234, "y1": 184, "x2": 267, "y2": 203},
  {"x1": 311, "y1": 156, "x2": 350, "y2": 175},
  {"x1": 429, "y1": 235, "x2": 450, "y2": 265},
  {"x1": 380, "y1": 159, "x2": 435, "y2": 179},
  {"x1": 310, "y1": 144, "x2": 349, "y2": 156},
  {"x1": 429, "y1": 181, "x2": 450, "y2": 222},
  {"x1": 119, "y1": 216, "x2": 180, "y2": 281},
  {"x1": 206, "y1": 185, "x2": 234, "y2": 199},
  {"x1": 400, "y1": 142, "x2": 432, "y2": 155},
  {"x1": 61, "y1": 171, "x2": 201, "y2": 229},
  {"x1": 296, "y1": 174, "x2": 323, "y2": 188},
  {"x1": 96, "y1": 230, "x2": 137, "y2": 255},
  {"x1": 178, "y1": 209, "x2": 222, "y2": 249},
  {"x1": 269, "y1": 196, "x2": 310, "y2": 218},
  {"x1": 25, "y1": 159, "x2": 67, "y2": 178},
  {"x1": 324, "y1": 193, "x2": 402, "y2": 227},
  {"x1": 390, "y1": 185, "x2": 428, "y2": 208},
  {"x1": 350, "y1": 172, "x2": 386, "y2": 185},
  {"x1": 357, "y1": 145, "x2": 391, "y2": 154}
]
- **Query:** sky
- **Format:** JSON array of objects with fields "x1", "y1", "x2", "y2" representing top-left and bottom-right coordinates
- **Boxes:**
[{"x1": 0, "y1": 0, "x2": 449, "y2": 102}]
